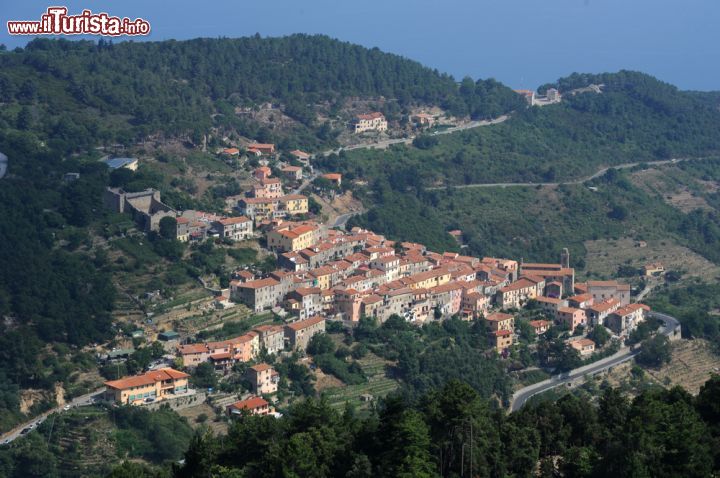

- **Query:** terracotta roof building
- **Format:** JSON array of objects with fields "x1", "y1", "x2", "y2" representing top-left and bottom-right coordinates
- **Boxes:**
[{"x1": 103, "y1": 368, "x2": 190, "y2": 405}]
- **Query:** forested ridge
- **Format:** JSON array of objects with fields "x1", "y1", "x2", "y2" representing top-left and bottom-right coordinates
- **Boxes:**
[
  {"x1": 336, "y1": 71, "x2": 720, "y2": 254},
  {"x1": 0, "y1": 35, "x2": 521, "y2": 152},
  {"x1": 322, "y1": 71, "x2": 720, "y2": 188}
]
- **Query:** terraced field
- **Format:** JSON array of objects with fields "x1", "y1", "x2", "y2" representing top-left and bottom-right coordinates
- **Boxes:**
[
  {"x1": 322, "y1": 353, "x2": 399, "y2": 410},
  {"x1": 646, "y1": 339, "x2": 720, "y2": 394}
]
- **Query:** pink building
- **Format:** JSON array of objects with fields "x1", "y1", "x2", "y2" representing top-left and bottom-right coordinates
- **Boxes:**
[
  {"x1": 556, "y1": 307, "x2": 587, "y2": 332},
  {"x1": 335, "y1": 288, "x2": 363, "y2": 322}
]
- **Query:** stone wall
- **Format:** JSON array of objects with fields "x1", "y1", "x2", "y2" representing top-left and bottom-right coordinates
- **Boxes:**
[{"x1": 145, "y1": 391, "x2": 207, "y2": 412}]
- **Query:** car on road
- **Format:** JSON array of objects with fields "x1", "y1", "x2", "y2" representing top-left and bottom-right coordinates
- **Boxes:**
[
  {"x1": 63, "y1": 404, "x2": 71, "y2": 411},
  {"x1": 20, "y1": 427, "x2": 31, "y2": 435},
  {"x1": 2, "y1": 439, "x2": 10, "y2": 445}
]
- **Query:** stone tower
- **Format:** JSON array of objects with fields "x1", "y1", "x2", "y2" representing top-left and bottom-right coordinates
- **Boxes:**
[{"x1": 560, "y1": 248, "x2": 570, "y2": 268}]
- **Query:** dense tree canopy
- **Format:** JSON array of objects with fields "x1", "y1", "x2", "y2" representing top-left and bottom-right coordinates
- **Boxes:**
[
  {"x1": 166, "y1": 378, "x2": 720, "y2": 478},
  {"x1": 0, "y1": 35, "x2": 521, "y2": 153}
]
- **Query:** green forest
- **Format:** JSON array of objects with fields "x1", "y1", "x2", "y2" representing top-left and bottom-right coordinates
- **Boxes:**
[
  {"x1": 0, "y1": 35, "x2": 521, "y2": 153},
  {"x1": 319, "y1": 71, "x2": 720, "y2": 186},
  {"x1": 1, "y1": 35, "x2": 720, "y2": 477},
  {"x1": 101, "y1": 378, "x2": 720, "y2": 478}
]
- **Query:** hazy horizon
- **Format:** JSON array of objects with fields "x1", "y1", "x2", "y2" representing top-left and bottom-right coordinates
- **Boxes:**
[{"x1": 2, "y1": 0, "x2": 719, "y2": 91}]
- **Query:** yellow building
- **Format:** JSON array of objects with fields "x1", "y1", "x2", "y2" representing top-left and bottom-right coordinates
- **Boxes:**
[
  {"x1": 407, "y1": 269, "x2": 451, "y2": 290},
  {"x1": 103, "y1": 368, "x2": 190, "y2": 405},
  {"x1": 282, "y1": 194, "x2": 309, "y2": 215},
  {"x1": 240, "y1": 194, "x2": 309, "y2": 221},
  {"x1": 309, "y1": 266, "x2": 336, "y2": 290},
  {"x1": 354, "y1": 112, "x2": 388, "y2": 133},
  {"x1": 492, "y1": 330, "x2": 514, "y2": 354},
  {"x1": 266, "y1": 223, "x2": 318, "y2": 252},
  {"x1": 485, "y1": 312, "x2": 515, "y2": 332}
]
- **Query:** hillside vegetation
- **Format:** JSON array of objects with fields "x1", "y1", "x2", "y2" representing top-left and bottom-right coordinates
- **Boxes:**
[
  {"x1": 0, "y1": 35, "x2": 522, "y2": 153},
  {"x1": 0, "y1": 35, "x2": 524, "y2": 435},
  {"x1": 320, "y1": 71, "x2": 720, "y2": 187},
  {"x1": 158, "y1": 378, "x2": 720, "y2": 478}
]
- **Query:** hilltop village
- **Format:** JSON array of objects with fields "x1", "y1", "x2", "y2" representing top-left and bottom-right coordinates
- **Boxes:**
[{"x1": 98, "y1": 132, "x2": 653, "y2": 415}]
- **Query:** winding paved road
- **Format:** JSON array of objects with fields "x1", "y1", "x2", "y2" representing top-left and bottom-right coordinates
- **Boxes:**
[
  {"x1": 427, "y1": 158, "x2": 695, "y2": 191},
  {"x1": 509, "y1": 311, "x2": 681, "y2": 412},
  {"x1": 0, "y1": 388, "x2": 105, "y2": 445}
]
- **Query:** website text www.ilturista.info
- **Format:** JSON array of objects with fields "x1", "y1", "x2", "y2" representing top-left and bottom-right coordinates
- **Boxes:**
[{"x1": 7, "y1": 7, "x2": 150, "y2": 36}]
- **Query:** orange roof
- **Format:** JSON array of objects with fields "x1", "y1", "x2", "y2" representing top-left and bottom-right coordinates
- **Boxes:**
[
  {"x1": 240, "y1": 278, "x2": 280, "y2": 289},
  {"x1": 222, "y1": 147, "x2": 240, "y2": 155},
  {"x1": 104, "y1": 368, "x2": 189, "y2": 390},
  {"x1": 310, "y1": 266, "x2": 335, "y2": 277},
  {"x1": 570, "y1": 338, "x2": 595, "y2": 348},
  {"x1": 292, "y1": 287, "x2": 322, "y2": 296},
  {"x1": 281, "y1": 194, "x2": 307, "y2": 201},
  {"x1": 178, "y1": 344, "x2": 209, "y2": 355},
  {"x1": 282, "y1": 165, "x2": 302, "y2": 172},
  {"x1": 229, "y1": 396, "x2": 269, "y2": 411},
  {"x1": 248, "y1": 143, "x2": 275, "y2": 149},
  {"x1": 522, "y1": 263, "x2": 561, "y2": 269},
  {"x1": 529, "y1": 319, "x2": 551, "y2": 328},
  {"x1": 290, "y1": 149, "x2": 310, "y2": 159},
  {"x1": 536, "y1": 296, "x2": 562, "y2": 304},
  {"x1": 207, "y1": 339, "x2": 232, "y2": 351},
  {"x1": 322, "y1": 173, "x2": 342, "y2": 180},
  {"x1": 431, "y1": 282, "x2": 463, "y2": 294},
  {"x1": 613, "y1": 303, "x2": 651, "y2": 316},
  {"x1": 589, "y1": 298, "x2": 621, "y2": 313},
  {"x1": 275, "y1": 224, "x2": 316, "y2": 238},
  {"x1": 558, "y1": 306, "x2": 584, "y2": 315},
  {"x1": 258, "y1": 177, "x2": 282, "y2": 185},
  {"x1": 210, "y1": 352, "x2": 232, "y2": 360},
  {"x1": 218, "y1": 216, "x2": 251, "y2": 226},
  {"x1": 362, "y1": 294, "x2": 383, "y2": 304},
  {"x1": 494, "y1": 329, "x2": 512, "y2": 337},
  {"x1": 253, "y1": 324, "x2": 284, "y2": 335},
  {"x1": 588, "y1": 280, "x2": 631, "y2": 291},
  {"x1": 568, "y1": 293, "x2": 593, "y2": 303},
  {"x1": 357, "y1": 112, "x2": 384, "y2": 120},
  {"x1": 486, "y1": 312, "x2": 514, "y2": 322},
  {"x1": 250, "y1": 363, "x2": 273, "y2": 372},
  {"x1": 285, "y1": 315, "x2": 325, "y2": 331},
  {"x1": 500, "y1": 278, "x2": 537, "y2": 293}
]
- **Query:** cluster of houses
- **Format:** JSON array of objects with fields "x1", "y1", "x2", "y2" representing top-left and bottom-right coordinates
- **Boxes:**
[
  {"x1": 104, "y1": 146, "x2": 316, "y2": 239},
  {"x1": 224, "y1": 165, "x2": 310, "y2": 222},
  {"x1": 104, "y1": 316, "x2": 326, "y2": 410},
  {"x1": 228, "y1": 224, "x2": 650, "y2": 355},
  {"x1": 102, "y1": 217, "x2": 651, "y2": 409},
  {"x1": 176, "y1": 317, "x2": 325, "y2": 370}
]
